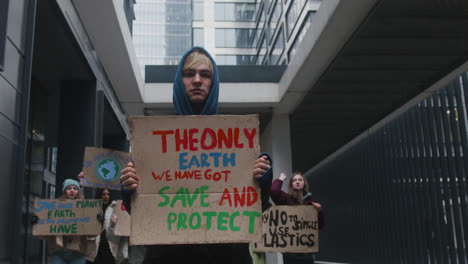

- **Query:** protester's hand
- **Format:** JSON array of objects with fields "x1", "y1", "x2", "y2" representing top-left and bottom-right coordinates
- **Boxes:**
[
  {"x1": 279, "y1": 173, "x2": 287, "y2": 181},
  {"x1": 111, "y1": 214, "x2": 118, "y2": 224},
  {"x1": 77, "y1": 171, "x2": 84, "y2": 179},
  {"x1": 120, "y1": 162, "x2": 139, "y2": 190},
  {"x1": 31, "y1": 215, "x2": 39, "y2": 225},
  {"x1": 252, "y1": 155, "x2": 270, "y2": 179},
  {"x1": 312, "y1": 202, "x2": 322, "y2": 211}
]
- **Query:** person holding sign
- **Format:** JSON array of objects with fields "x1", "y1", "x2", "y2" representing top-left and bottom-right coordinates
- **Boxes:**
[
  {"x1": 120, "y1": 47, "x2": 273, "y2": 263},
  {"x1": 39, "y1": 179, "x2": 91, "y2": 264},
  {"x1": 270, "y1": 173, "x2": 324, "y2": 264},
  {"x1": 88, "y1": 189, "x2": 118, "y2": 263}
]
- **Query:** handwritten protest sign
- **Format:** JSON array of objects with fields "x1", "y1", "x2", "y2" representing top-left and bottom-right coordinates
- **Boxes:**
[
  {"x1": 128, "y1": 115, "x2": 262, "y2": 245},
  {"x1": 81, "y1": 147, "x2": 132, "y2": 190},
  {"x1": 114, "y1": 200, "x2": 131, "y2": 236},
  {"x1": 253, "y1": 206, "x2": 319, "y2": 253},
  {"x1": 32, "y1": 199, "x2": 102, "y2": 236}
]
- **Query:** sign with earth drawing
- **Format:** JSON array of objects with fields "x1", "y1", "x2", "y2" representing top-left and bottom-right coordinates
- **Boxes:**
[{"x1": 81, "y1": 147, "x2": 132, "y2": 190}]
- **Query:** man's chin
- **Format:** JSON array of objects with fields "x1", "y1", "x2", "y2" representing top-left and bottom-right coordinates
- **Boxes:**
[{"x1": 189, "y1": 96, "x2": 207, "y2": 104}]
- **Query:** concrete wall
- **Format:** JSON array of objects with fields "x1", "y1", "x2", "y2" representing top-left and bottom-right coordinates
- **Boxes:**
[{"x1": 0, "y1": 0, "x2": 31, "y2": 262}]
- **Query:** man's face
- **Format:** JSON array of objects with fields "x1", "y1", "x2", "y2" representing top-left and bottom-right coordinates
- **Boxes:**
[{"x1": 183, "y1": 63, "x2": 213, "y2": 104}]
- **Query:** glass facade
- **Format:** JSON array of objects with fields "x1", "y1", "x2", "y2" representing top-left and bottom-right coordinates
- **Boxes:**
[
  {"x1": 268, "y1": 2, "x2": 282, "y2": 43},
  {"x1": 193, "y1": 28, "x2": 204, "y2": 47},
  {"x1": 216, "y1": 55, "x2": 257, "y2": 65},
  {"x1": 215, "y1": 3, "x2": 257, "y2": 21},
  {"x1": 133, "y1": 0, "x2": 320, "y2": 67},
  {"x1": 286, "y1": 0, "x2": 307, "y2": 37},
  {"x1": 215, "y1": 28, "x2": 257, "y2": 48},
  {"x1": 133, "y1": 0, "x2": 192, "y2": 70},
  {"x1": 193, "y1": 0, "x2": 204, "y2": 21},
  {"x1": 288, "y1": 11, "x2": 315, "y2": 61},
  {"x1": 270, "y1": 26, "x2": 285, "y2": 64}
]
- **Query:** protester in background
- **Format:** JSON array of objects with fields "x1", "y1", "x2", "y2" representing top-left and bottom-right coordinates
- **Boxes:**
[
  {"x1": 270, "y1": 172, "x2": 324, "y2": 264},
  {"x1": 119, "y1": 46, "x2": 273, "y2": 264},
  {"x1": 108, "y1": 207, "x2": 146, "y2": 264},
  {"x1": 39, "y1": 179, "x2": 90, "y2": 264},
  {"x1": 87, "y1": 188, "x2": 118, "y2": 263}
]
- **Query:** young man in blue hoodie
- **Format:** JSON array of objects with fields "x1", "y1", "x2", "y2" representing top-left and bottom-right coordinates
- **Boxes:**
[{"x1": 120, "y1": 47, "x2": 273, "y2": 263}]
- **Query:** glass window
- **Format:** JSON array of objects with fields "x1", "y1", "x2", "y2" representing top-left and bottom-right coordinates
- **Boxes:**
[
  {"x1": 215, "y1": 3, "x2": 256, "y2": 21},
  {"x1": 133, "y1": 1, "x2": 191, "y2": 68},
  {"x1": 286, "y1": 0, "x2": 306, "y2": 37},
  {"x1": 216, "y1": 55, "x2": 256, "y2": 65},
  {"x1": 270, "y1": 26, "x2": 284, "y2": 65},
  {"x1": 193, "y1": 0, "x2": 204, "y2": 21},
  {"x1": 264, "y1": 0, "x2": 271, "y2": 13},
  {"x1": 193, "y1": 28, "x2": 204, "y2": 47},
  {"x1": 288, "y1": 11, "x2": 315, "y2": 61},
  {"x1": 215, "y1": 28, "x2": 257, "y2": 48},
  {"x1": 268, "y1": 2, "x2": 282, "y2": 43},
  {"x1": 0, "y1": 0, "x2": 9, "y2": 71}
]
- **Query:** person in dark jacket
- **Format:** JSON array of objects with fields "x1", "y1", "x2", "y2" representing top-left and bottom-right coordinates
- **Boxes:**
[
  {"x1": 119, "y1": 47, "x2": 272, "y2": 264},
  {"x1": 270, "y1": 172, "x2": 324, "y2": 264}
]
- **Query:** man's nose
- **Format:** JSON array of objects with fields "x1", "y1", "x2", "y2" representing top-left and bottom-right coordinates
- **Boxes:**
[{"x1": 193, "y1": 73, "x2": 202, "y2": 83}]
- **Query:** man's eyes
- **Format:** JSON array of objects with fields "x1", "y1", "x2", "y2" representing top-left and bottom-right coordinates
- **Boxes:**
[
  {"x1": 183, "y1": 71, "x2": 195, "y2": 77},
  {"x1": 183, "y1": 70, "x2": 212, "y2": 78},
  {"x1": 200, "y1": 72, "x2": 212, "y2": 78}
]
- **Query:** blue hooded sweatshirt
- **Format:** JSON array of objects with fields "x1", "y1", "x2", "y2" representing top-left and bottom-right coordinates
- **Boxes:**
[{"x1": 172, "y1": 46, "x2": 219, "y2": 115}]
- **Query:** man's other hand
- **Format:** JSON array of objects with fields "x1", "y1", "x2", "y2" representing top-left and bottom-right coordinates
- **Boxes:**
[
  {"x1": 120, "y1": 162, "x2": 139, "y2": 190},
  {"x1": 252, "y1": 155, "x2": 270, "y2": 179}
]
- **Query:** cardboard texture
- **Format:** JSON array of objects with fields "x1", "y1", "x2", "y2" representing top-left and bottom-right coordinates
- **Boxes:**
[
  {"x1": 32, "y1": 199, "x2": 102, "y2": 236},
  {"x1": 81, "y1": 147, "x2": 132, "y2": 190},
  {"x1": 128, "y1": 115, "x2": 261, "y2": 245},
  {"x1": 253, "y1": 205, "x2": 319, "y2": 253},
  {"x1": 130, "y1": 193, "x2": 262, "y2": 245},
  {"x1": 114, "y1": 200, "x2": 131, "y2": 236}
]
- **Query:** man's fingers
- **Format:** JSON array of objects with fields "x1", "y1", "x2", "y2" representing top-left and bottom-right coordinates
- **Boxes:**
[
  {"x1": 120, "y1": 172, "x2": 139, "y2": 182},
  {"x1": 252, "y1": 168, "x2": 267, "y2": 178},
  {"x1": 254, "y1": 162, "x2": 270, "y2": 171},
  {"x1": 121, "y1": 166, "x2": 137, "y2": 176},
  {"x1": 121, "y1": 177, "x2": 139, "y2": 190},
  {"x1": 256, "y1": 156, "x2": 270, "y2": 166},
  {"x1": 124, "y1": 183, "x2": 138, "y2": 190}
]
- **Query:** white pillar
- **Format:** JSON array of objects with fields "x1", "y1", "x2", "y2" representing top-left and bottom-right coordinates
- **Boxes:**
[{"x1": 260, "y1": 113, "x2": 292, "y2": 264}]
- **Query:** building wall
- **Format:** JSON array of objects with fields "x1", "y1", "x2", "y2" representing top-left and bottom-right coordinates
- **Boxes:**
[{"x1": 0, "y1": 0, "x2": 32, "y2": 262}]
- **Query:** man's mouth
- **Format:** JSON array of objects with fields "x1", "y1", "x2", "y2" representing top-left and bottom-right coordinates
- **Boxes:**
[{"x1": 190, "y1": 89, "x2": 204, "y2": 94}]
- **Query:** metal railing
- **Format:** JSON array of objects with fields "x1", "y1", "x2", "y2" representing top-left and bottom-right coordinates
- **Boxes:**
[{"x1": 310, "y1": 73, "x2": 468, "y2": 264}]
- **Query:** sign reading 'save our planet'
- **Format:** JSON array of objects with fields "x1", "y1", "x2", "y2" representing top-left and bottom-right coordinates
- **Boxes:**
[
  {"x1": 253, "y1": 205, "x2": 319, "y2": 253},
  {"x1": 32, "y1": 199, "x2": 102, "y2": 236},
  {"x1": 81, "y1": 147, "x2": 132, "y2": 190},
  {"x1": 129, "y1": 115, "x2": 262, "y2": 245}
]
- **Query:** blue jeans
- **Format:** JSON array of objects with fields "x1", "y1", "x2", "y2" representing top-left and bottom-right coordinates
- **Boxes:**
[{"x1": 50, "y1": 249, "x2": 86, "y2": 264}]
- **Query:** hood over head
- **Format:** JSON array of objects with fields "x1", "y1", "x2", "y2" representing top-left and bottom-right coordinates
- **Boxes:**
[{"x1": 172, "y1": 46, "x2": 219, "y2": 115}]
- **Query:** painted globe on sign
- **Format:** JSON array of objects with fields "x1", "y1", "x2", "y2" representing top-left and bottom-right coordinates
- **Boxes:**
[{"x1": 95, "y1": 158, "x2": 121, "y2": 183}]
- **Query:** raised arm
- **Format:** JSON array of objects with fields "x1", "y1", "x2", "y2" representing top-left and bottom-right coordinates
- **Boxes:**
[{"x1": 270, "y1": 173, "x2": 290, "y2": 205}]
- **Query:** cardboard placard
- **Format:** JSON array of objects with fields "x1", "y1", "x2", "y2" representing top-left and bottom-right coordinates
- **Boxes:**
[
  {"x1": 114, "y1": 200, "x2": 131, "y2": 236},
  {"x1": 81, "y1": 147, "x2": 132, "y2": 190},
  {"x1": 128, "y1": 115, "x2": 262, "y2": 245},
  {"x1": 32, "y1": 199, "x2": 102, "y2": 236},
  {"x1": 253, "y1": 206, "x2": 319, "y2": 253}
]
